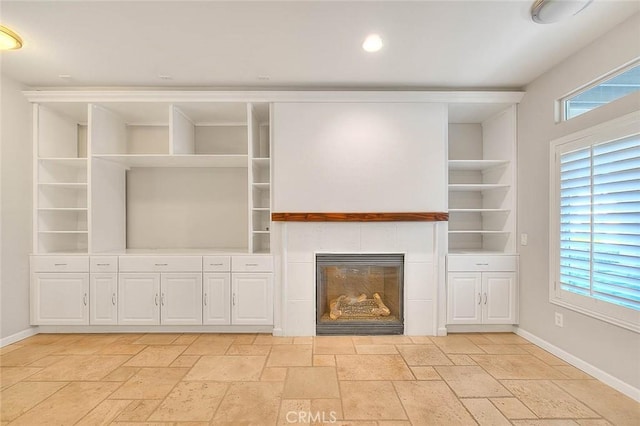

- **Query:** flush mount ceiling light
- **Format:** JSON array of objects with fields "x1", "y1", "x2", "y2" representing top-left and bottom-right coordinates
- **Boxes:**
[
  {"x1": 362, "y1": 34, "x2": 383, "y2": 53},
  {"x1": 531, "y1": 0, "x2": 593, "y2": 24},
  {"x1": 0, "y1": 25, "x2": 23, "y2": 50}
]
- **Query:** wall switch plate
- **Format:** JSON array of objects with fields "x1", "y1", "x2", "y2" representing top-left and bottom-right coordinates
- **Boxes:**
[
  {"x1": 555, "y1": 312, "x2": 564, "y2": 327},
  {"x1": 521, "y1": 233, "x2": 528, "y2": 246}
]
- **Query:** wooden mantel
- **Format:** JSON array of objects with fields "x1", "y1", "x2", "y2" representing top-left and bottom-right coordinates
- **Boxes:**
[{"x1": 271, "y1": 212, "x2": 449, "y2": 222}]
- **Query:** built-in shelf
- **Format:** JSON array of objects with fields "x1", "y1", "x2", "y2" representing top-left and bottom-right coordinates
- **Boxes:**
[
  {"x1": 39, "y1": 158, "x2": 87, "y2": 167},
  {"x1": 448, "y1": 230, "x2": 510, "y2": 234},
  {"x1": 93, "y1": 154, "x2": 248, "y2": 168},
  {"x1": 38, "y1": 183, "x2": 87, "y2": 189},
  {"x1": 449, "y1": 209, "x2": 510, "y2": 213},
  {"x1": 252, "y1": 207, "x2": 271, "y2": 211},
  {"x1": 448, "y1": 160, "x2": 509, "y2": 171},
  {"x1": 252, "y1": 231, "x2": 270, "y2": 234},
  {"x1": 37, "y1": 207, "x2": 88, "y2": 211},
  {"x1": 448, "y1": 184, "x2": 509, "y2": 191},
  {"x1": 39, "y1": 231, "x2": 88, "y2": 234},
  {"x1": 252, "y1": 158, "x2": 270, "y2": 166}
]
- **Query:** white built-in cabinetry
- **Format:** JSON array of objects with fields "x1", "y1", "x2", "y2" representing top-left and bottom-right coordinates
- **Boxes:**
[
  {"x1": 446, "y1": 105, "x2": 519, "y2": 327},
  {"x1": 446, "y1": 255, "x2": 518, "y2": 325},
  {"x1": 448, "y1": 106, "x2": 516, "y2": 253},
  {"x1": 31, "y1": 254, "x2": 273, "y2": 328},
  {"x1": 33, "y1": 101, "x2": 271, "y2": 255}
]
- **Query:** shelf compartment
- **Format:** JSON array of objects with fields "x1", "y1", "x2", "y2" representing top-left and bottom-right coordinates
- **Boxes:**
[
  {"x1": 252, "y1": 233, "x2": 271, "y2": 254},
  {"x1": 93, "y1": 154, "x2": 248, "y2": 168},
  {"x1": 38, "y1": 159, "x2": 87, "y2": 184},
  {"x1": 38, "y1": 185, "x2": 87, "y2": 209},
  {"x1": 448, "y1": 160, "x2": 509, "y2": 171},
  {"x1": 252, "y1": 159, "x2": 270, "y2": 184},
  {"x1": 252, "y1": 210, "x2": 271, "y2": 233},
  {"x1": 38, "y1": 232, "x2": 88, "y2": 254},
  {"x1": 38, "y1": 209, "x2": 88, "y2": 232}
]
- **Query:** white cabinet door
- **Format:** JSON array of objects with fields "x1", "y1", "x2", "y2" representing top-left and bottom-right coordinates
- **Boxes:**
[
  {"x1": 118, "y1": 273, "x2": 160, "y2": 325},
  {"x1": 203, "y1": 273, "x2": 231, "y2": 325},
  {"x1": 232, "y1": 273, "x2": 273, "y2": 325},
  {"x1": 160, "y1": 273, "x2": 203, "y2": 325},
  {"x1": 32, "y1": 273, "x2": 89, "y2": 325},
  {"x1": 90, "y1": 273, "x2": 118, "y2": 325},
  {"x1": 447, "y1": 272, "x2": 482, "y2": 325},
  {"x1": 483, "y1": 272, "x2": 517, "y2": 324}
]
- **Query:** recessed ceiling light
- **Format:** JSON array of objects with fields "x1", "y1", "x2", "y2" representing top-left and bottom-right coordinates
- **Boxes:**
[
  {"x1": 362, "y1": 34, "x2": 383, "y2": 53},
  {"x1": 531, "y1": 0, "x2": 593, "y2": 24},
  {"x1": 0, "y1": 25, "x2": 23, "y2": 50}
]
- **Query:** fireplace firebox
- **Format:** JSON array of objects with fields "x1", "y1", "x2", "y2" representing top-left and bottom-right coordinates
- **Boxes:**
[{"x1": 316, "y1": 254, "x2": 404, "y2": 335}]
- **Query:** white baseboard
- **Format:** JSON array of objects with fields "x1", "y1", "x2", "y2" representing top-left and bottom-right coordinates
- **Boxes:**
[
  {"x1": 0, "y1": 327, "x2": 39, "y2": 347},
  {"x1": 516, "y1": 327, "x2": 640, "y2": 402}
]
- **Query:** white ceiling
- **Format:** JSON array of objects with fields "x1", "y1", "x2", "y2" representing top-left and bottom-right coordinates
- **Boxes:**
[{"x1": 1, "y1": 0, "x2": 638, "y2": 90}]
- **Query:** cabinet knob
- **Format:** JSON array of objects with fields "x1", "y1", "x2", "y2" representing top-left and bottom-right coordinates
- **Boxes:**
[
  {"x1": 477, "y1": 293, "x2": 481, "y2": 305},
  {"x1": 161, "y1": 293, "x2": 165, "y2": 306},
  {"x1": 97, "y1": 263, "x2": 110, "y2": 266},
  {"x1": 83, "y1": 293, "x2": 87, "y2": 306},
  {"x1": 112, "y1": 293, "x2": 116, "y2": 306},
  {"x1": 211, "y1": 263, "x2": 223, "y2": 266},
  {"x1": 246, "y1": 263, "x2": 259, "y2": 267},
  {"x1": 233, "y1": 293, "x2": 236, "y2": 306},
  {"x1": 203, "y1": 293, "x2": 207, "y2": 306},
  {"x1": 483, "y1": 293, "x2": 488, "y2": 305},
  {"x1": 54, "y1": 263, "x2": 67, "y2": 266},
  {"x1": 155, "y1": 263, "x2": 168, "y2": 266},
  {"x1": 154, "y1": 293, "x2": 159, "y2": 306}
]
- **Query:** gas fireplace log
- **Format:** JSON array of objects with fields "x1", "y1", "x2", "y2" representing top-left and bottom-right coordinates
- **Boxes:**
[
  {"x1": 357, "y1": 293, "x2": 367, "y2": 303},
  {"x1": 329, "y1": 295, "x2": 347, "y2": 320},
  {"x1": 373, "y1": 293, "x2": 391, "y2": 316}
]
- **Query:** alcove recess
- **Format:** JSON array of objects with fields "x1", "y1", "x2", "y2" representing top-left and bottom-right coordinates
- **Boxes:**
[
  {"x1": 34, "y1": 101, "x2": 271, "y2": 255},
  {"x1": 447, "y1": 104, "x2": 516, "y2": 254}
]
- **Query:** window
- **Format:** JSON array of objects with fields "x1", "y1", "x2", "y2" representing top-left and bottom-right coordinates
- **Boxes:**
[
  {"x1": 550, "y1": 112, "x2": 640, "y2": 332},
  {"x1": 562, "y1": 62, "x2": 640, "y2": 121}
]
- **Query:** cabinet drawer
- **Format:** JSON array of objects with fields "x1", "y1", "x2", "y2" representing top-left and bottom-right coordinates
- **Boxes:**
[
  {"x1": 232, "y1": 256, "x2": 273, "y2": 272},
  {"x1": 447, "y1": 255, "x2": 517, "y2": 272},
  {"x1": 119, "y1": 256, "x2": 203, "y2": 272},
  {"x1": 203, "y1": 256, "x2": 231, "y2": 272},
  {"x1": 90, "y1": 256, "x2": 118, "y2": 273},
  {"x1": 31, "y1": 256, "x2": 89, "y2": 273}
]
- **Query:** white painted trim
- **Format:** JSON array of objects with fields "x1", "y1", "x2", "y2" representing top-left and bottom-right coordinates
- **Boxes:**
[
  {"x1": 23, "y1": 90, "x2": 525, "y2": 105},
  {"x1": 37, "y1": 325, "x2": 274, "y2": 334},
  {"x1": 0, "y1": 327, "x2": 39, "y2": 347},
  {"x1": 516, "y1": 327, "x2": 640, "y2": 402}
]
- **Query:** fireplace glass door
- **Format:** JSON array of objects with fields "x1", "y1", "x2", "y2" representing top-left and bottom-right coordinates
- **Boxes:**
[{"x1": 316, "y1": 254, "x2": 404, "y2": 335}]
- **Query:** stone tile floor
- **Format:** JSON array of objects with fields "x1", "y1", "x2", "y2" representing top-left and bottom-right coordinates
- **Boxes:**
[{"x1": 0, "y1": 333, "x2": 638, "y2": 425}]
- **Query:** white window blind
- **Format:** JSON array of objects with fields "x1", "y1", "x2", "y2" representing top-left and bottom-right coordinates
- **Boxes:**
[{"x1": 559, "y1": 136, "x2": 640, "y2": 312}]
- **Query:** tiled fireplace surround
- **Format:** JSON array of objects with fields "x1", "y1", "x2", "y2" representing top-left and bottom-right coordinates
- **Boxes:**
[{"x1": 273, "y1": 222, "x2": 447, "y2": 336}]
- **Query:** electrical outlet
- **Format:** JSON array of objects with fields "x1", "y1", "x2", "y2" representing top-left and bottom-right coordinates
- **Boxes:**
[
  {"x1": 555, "y1": 312, "x2": 564, "y2": 327},
  {"x1": 521, "y1": 233, "x2": 528, "y2": 246}
]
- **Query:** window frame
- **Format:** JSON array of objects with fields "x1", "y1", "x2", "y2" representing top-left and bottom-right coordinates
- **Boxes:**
[
  {"x1": 558, "y1": 59, "x2": 640, "y2": 122},
  {"x1": 549, "y1": 111, "x2": 640, "y2": 333}
]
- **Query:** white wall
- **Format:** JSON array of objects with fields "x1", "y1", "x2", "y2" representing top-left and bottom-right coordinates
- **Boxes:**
[
  {"x1": 518, "y1": 14, "x2": 640, "y2": 390},
  {"x1": 1, "y1": 73, "x2": 33, "y2": 339},
  {"x1": 272, "y1": 102, "x2": 447, "y2": 212}
]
